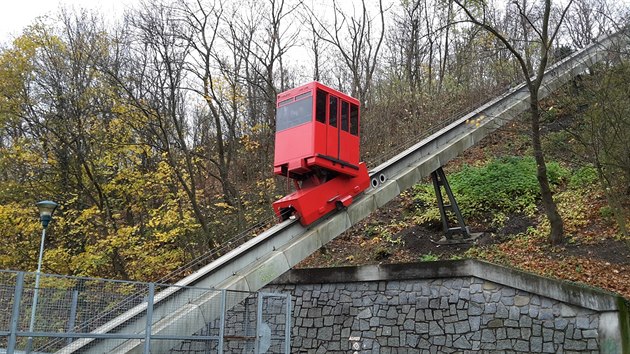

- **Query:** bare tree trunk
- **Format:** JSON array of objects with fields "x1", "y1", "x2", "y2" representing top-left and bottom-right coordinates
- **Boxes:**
[
  {"x1": 438, "y1": 0, "x2": 454, "y2": 93},
  {"x1": 454, "y1": 0, "x2": 572, "y2": 245},
  {"x1": 529, "y1": 92, "x2": 564, "y2": 244}
]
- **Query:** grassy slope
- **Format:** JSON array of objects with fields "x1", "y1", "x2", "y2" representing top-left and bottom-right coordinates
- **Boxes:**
[{"x1": 297, "y1": 118, "x2": 630, "y2": 299}]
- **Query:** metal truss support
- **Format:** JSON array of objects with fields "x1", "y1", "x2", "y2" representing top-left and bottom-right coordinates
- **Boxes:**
[{"x1": 431, "y1": 167, "x2": 469, "y2": 238}]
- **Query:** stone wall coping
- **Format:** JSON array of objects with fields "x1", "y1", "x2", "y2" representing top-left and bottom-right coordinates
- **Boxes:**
[{"x1": 272, "y1": 259, "x2": 624, "y2": 312}]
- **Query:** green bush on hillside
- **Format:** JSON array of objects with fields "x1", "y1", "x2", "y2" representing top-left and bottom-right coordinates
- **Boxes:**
[
  {"x1": 568, "y1": 166, "x2": 599, "y2": 189},
  {"x1": 412, "y1": 157, "x2": 569, "y2": 221}
]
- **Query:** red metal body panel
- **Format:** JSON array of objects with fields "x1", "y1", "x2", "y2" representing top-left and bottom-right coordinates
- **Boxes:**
[
  {"x1": 326, "y1": 122, "x2": 339, "y2": 160},
  {"x1": 272, "y1": 81, "x2": 369, "y2": 225},
  {"x1": 274, "y1": 124, "x2": 314, "y2": 174},
  {"x1": 313, "y1": 122, "x2": 327, "y2": 161},
  {"x1": 339, "y1": 130, "x2": 359, "y2": 164},
  {"x1": 272, "y1": 163, "x2": 370, "y2": 225}
]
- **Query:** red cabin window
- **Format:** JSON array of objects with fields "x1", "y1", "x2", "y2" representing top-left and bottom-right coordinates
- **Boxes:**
[
  {"x1": 350, "y1": 104, "x2": 359, "y2": 136},
  {"x1": 329, "y1": 96, "x2": 338, "y2": 127},
  {"x1": 276, "y1": 94, "x2": 312, "y2": 131},
  {"x1": 316, "y1": 89, "x2": 326, "y2": 123},
  {"x1": 341, "y1": 101, "x2": 349, "y2": 132}
]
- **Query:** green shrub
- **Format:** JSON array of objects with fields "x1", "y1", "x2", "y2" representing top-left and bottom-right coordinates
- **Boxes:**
[
  {"x1": 420, "y1": 252, "x2": 439, "y2": 261},
  {"x1": 412, "y1": 156, "x2": 569, "y2": 220},
  {"x1": 568, "y1": 166, "x2": 599, "y2": 189},
  {"x1": 451, "y1": 156, "x2": 567, "y2": 215},
  {"x1": 599, "y1": 205, "x2": 614, "y2": 220}
]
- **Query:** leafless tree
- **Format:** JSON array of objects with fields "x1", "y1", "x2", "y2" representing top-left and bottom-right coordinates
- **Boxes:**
[
  {"x1": 176, "y1": 0, "x2": 243, "y2": 209},
  {"x1": 562, "y1": 0, "x2": 614, "y2": 49},
  {"x1": 454, "y1": 0, "x2": 574, "y2": 245},
  {"x1": 307, "y1": 0, "x2": 386, "y2": 107},
  {"x1": 112, "y1": 1, "x2": 215, "y2": 241}
]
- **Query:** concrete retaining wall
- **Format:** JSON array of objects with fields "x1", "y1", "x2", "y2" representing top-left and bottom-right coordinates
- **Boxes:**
[{"x1": 264, "y1": 260, "x2": 629, "y2": 353}]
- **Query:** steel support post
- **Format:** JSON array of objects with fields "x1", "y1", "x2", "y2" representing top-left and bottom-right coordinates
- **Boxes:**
[
  {"x1": 255, "y1": 294, "x2": 263, "y2": 354},
  {"x1": 144, "y1": 283, "x2": 155, "y2": 354},
  {"x1": 284, "y1": 295, "x2": 292, "y2": 353},
  {"x1": 26, "y1": 227, "x2": 48, "y2": 354},
  {"x1": 8, "y1": 272, "x2": 25, "y2": 354},
  {"x1": 67, "y1": 288, "x2": 79, "y2": 345},
  {"x1": 218, "y1": 289, "x2": 226, "y2": 354},
  {"x1": 431, "y1": 167, "x2": 469, "y2": 238}
]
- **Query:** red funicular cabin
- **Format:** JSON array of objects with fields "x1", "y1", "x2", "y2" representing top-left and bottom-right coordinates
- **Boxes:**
[{"x1": 273, "y1": 81, "x2": 370, "y2": 225}]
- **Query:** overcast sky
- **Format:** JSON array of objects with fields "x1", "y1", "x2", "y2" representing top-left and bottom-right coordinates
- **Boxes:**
[{"x1": 0, "y1": 0, "x2": 136, "y2": 44}]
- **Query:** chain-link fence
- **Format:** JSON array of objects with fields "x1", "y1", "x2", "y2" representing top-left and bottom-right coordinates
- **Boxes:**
[{"x1": 0, "y1": 270, "x2": 290, "y2": 354}]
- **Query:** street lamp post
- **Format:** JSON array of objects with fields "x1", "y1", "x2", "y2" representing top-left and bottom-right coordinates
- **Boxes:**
[{"x1": 26, "y1": 200, "x2": 58, "y2": 354}]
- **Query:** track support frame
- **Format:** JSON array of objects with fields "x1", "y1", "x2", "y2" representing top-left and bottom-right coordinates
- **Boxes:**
[{"x1": 431, "y1": 167, "x2": 470, "y2": 239}]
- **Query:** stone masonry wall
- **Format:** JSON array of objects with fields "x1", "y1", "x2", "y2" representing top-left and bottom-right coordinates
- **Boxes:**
[
  {"x1": 263, "y1": 261, "x2": 627, "y2": 353},
  {"x1": 267, "y1": 277, "x2": 599, "y2": 353}
]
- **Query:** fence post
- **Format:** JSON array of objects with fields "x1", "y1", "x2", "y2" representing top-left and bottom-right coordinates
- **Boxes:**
[
  {"x1": 144, "y1": 283, "x2": 155, "y2": 354},
  {"x1": 66, "y1": 288, "x2": 79, "y2": 345},
  {"x1": 284, "y1": 294, "x2": 292, "y2": 354},
  {"x1": 8, "y1": 272, "x2": 25, "y2": 354},
  {"x1": 255, "y1": 294, "x2": 263, "y2": 354},
  {"x1": 218, "y1": 289, "x2": 226, "y2": 354}
]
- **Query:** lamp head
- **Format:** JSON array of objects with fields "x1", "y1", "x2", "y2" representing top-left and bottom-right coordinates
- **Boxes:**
[{"x1": 36, "y1": 200, "x2": 58, "y2": 228}]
